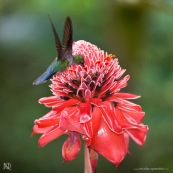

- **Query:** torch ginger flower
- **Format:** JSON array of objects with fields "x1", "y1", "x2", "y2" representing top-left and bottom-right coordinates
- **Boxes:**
[{"x1": 32, "y1": 40, "x2": 148, "y2": 170}]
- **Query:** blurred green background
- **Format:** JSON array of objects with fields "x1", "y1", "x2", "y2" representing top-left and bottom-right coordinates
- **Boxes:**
[{"x1": 0, "y1": 0, "x2": 173, "y2": 172}]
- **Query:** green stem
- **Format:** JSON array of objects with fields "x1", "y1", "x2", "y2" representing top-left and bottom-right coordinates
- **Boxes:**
[{"x1": 84, "y1": 143, "x2": 98, "y2": 173}]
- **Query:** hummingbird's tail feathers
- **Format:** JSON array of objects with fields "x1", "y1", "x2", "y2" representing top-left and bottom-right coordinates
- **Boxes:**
[
  {"x1": 33, "y1": 58, "x2": 58, "y2": 85},
  {"x1": 49, "y1": 16, "x2": 62, "y2": 59},
  {"x1": 62, "y1": 16, "x2": 73, "y2": 56},
  {"x1": 33, "y1": 70, "x2": 55, "y2": 85}
]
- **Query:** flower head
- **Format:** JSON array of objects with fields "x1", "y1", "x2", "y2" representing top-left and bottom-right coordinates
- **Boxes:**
[{"x1": 32, "y1": 40, "x2": 148, "y2": 166}]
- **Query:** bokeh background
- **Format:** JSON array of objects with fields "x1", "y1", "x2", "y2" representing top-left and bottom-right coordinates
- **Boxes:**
[{"x1": 0, "y1": 0, "x2": 173, "y2": 172}]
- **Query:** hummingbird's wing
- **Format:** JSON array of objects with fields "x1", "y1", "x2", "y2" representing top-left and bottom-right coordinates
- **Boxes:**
[
  {"x1": 33, "y1": 17, "x2": 72, "y2": 85},
  {"x1": 61, "y1": 16, "x2": 73, "y2": 57},
  {"x1": 33, "y1": 58, "x2": 58, "y2": 85},
  {"x1": 49, "y1": 16, "x2": 62, "y2": 58}
]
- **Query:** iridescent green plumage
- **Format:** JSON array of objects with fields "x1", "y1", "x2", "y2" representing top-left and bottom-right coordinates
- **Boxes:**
[
  {"x1": 73, "y1": 55, "x2": 84, "y2": 65},
  {"x1": 33, "y1": 16, "x2": 84, "y2": 85}
]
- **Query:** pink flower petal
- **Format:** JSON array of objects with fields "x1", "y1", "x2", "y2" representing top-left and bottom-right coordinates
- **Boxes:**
[
  {"x1": 126, "y1": 125, "x2": 149, "y2": 145},
  {"x1": 59, "y1": 108, "x2": 87, "y2": 135},
  {"x1": 98, "y1": 80, "x2": 117, "y2": 98},
  {"x1": 90, "y1": 98, "x2": 103, "y2": 107},
  {"x1": 90, "y1": 119, "x2": 129, "y2": 167},
  {"x1": 100, "y1": 101, "x2": 122, "y2": 133},
  {"x1": 122, "y1": 110, "x2": 145, "y2": 124},
  {"x1": 35, "y1": 117, "x2": 59, "y2": 128},
  {"x1": 114, "y1": 107, "x2": 137, "y2": 128},
  {"x1": 34, "y1": 111, "x2": 59, "y2": 128},
  {"x1": 107, "y1": 96, "x2": 142, "y2": 112},
  {"x1": 111, "y1": 75, "x2": 130, "y2": 92},
  {"x1": 118, "y1": 103, "x2": 142, "y2": 112},
  {"x1": 38, "y1": 126, "x2": 64, "y2": 147},
  {"x1": 112, "y1": 92, "x2": 141, "y2": 99},
  {"x1": 32, "y1": 124, "x2": 54, "y2": 134},
  {"x1": 84, "y1": 89, "x2": 92, "y2": 101},
  {"x1": 84, "y1": 106, "x2": 102, "y2": 142},
  {"x1": 79, "y1": 102, "x2": 91, "y2": 123},
  {"x1": 62, "y1": 132, "x2": 81, "y2": 162},
  {"x1": 52, "y1": 99, "x2": 80, "y2": 113},
  {"x1": 39, "y1": 96, "x2": 61, "y2": 107}
]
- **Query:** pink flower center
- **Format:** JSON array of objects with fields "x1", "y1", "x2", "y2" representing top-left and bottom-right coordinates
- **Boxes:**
[{"x1": 51, "y1": 40, "x2": 125, "y2": 103}]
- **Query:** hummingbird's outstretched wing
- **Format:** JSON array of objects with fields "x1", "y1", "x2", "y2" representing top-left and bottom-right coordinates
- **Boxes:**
[
  {"x1": 49, "y1": 16, "x2": 62, "y2": 58},
  {"x1": 61, "y1": 16, "x2": 73, "y2": 57}
]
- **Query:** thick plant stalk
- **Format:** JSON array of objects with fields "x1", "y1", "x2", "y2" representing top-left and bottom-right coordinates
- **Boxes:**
[{"x1": 84, "y1": 143, "x2": 98, "y2": 173}]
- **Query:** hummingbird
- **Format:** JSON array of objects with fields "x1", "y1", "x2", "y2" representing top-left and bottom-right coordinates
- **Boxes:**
[{"x1": 33, "y1": 16, "x2": 84, "y2": 85}]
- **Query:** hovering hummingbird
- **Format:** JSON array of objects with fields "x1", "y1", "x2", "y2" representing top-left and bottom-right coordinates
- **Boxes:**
[{"x1": 33, "y1": 16, "x2": 84, "y2": 85}]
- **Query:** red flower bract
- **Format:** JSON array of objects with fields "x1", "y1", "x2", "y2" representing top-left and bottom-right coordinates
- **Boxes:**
[{"x1": 32, "y1": 40, "x2": 149, "y2": 166}]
